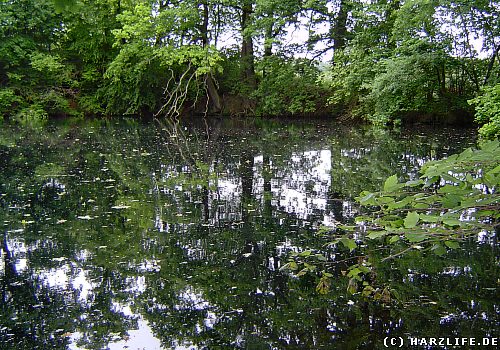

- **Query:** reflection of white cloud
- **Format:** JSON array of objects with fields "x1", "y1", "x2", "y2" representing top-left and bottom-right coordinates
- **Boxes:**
[
  {"x1": 5, "y1": 237, "x2": 28, "y2": 273},
  {"x1": 0, "y1": 249, "x2": 4, "y2": 276},
  {"x1": 215, "y1": 176, "x2": 242, "y2": 222},
  {"x1": 71, "y1": 268, "x2": 95, "y2": 302},
  {"x1": 175, "y1": 285, "x2": 211, "y2": 311},
  {"x1": 273, "y1": 150, "x2": 331, "y2": 219},
  {"x1": 38, "y1": 265, "x2": 69, "y2": 289},
  {"x1": 15, "y1": 258, "x2": 27, "y2": 273},
  {"x1": 124, "y1": 275, "x2": 146, "y2": 295},
  {"x1": 36, "y1": 260, "x2": 97, "y2": 303},
  {"x1": 108, "y1": 317, "x2": 164, "y2": 350}
]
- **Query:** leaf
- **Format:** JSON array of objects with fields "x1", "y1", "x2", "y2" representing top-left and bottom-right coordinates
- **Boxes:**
[
  {"x1": 315, "y1": 254, "x2": 327, "y2": 261},
  {"x1": 441, "y1": 194, "x2": 461, "y2": 209},
  {"x1": 432, "y1": 244, "x2": 447, "y2": 256},
  {"x1": 299, "y1": 250, "x2": 312, "y2": 257},
  {"x1": 367, "y1": 230, "x2": 388, "y2": 239},
  {"x1": 405, "y1": 232, "x2": 427, "y2": 242},
  {"x1": 340, "y1": 238, "x2": 357, "y2": 252},
  {"x1": 404, "y1": 212, "x2": 419, "y2": 229},
  {"x1": 280, "y1": 261, "x2": 298, "y2": 271},
  {"x1": 442, "y1": 218, "x2": 462, "y2": 227},
  {"x1": 347, "y1": 278, "x2": 357, "y2": 294},
  {"x1": 413, "y1": 203, "x2": 428, "y2": 209},
  {"x1": 420, "y1": 214, "x2": 439, "y2": 223},
  {"x1": 358, "y1": 192, "x2": 376, "y2": 205},
  {"x1": 444, "y1": 240, "x2": 460, "y2": 249},
  {"x1": 389, "y1": 235, "x2": 400, "y2": 244},
  {"x1": 296, "y1": 268, "x2": 308, "y2": 277},
  {"x1": 316, "y1": 277, "x2": 331, "y2": 294},
  {"x1": 347, "y1": 267, "x2": 361, "y2": 278},
  {"x1": 384, "y1": 174, "x2": 399, "y2": 192}
]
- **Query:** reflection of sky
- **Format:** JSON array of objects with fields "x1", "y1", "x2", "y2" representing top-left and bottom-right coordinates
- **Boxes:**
[
  {"x1": 273, "y1": 150, "x2": 331, "y2": 218},
  {"x1": 214, "y1": 150, "x2": 335, "y2": 225}
]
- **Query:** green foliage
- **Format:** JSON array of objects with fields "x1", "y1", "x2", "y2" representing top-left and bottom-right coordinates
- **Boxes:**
[
  {"x1": 355, "y1": 140, "x2": 500, "y2": 249},
  {"x1": 288, "y1": 138, "x2": 499, "y2": 299},
  {"x1": 363, "y1": 49, "x2": 446, "y2": 124},
  {"x1": 253, "y1": 57, "x2": 326, "y2": 116},
  {"x1": 0, "y1": 88, "x2": 22, "y2": 117},
  {"x1": 0, "y1": 0, "x2": 498, "y2": 119},
  {"x1": 12, "y1": 104, "x2": 49, "y2": 128},
  {"x1": 469, "y1": 84, "x2": 500, "y2": 140},
  {"x1": 324, "y1": 0, "x2": 496, "y2": 125}
]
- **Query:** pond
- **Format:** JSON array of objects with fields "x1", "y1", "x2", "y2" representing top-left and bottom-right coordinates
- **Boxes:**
[{"x1": 0, "y1": 118, "x2": 497, "y2": 349}]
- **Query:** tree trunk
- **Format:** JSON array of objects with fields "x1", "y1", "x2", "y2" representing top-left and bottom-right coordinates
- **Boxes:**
[
  {"x1": 332, "y1": 0, "x2": 349, "y2": 55},
  {"x1": 200, "y1": 1, "x2": 222, "y2": 113},
  {"x1": 241, "y1": 3, "x2": 257, "y2": 90},
  {"x1": 484, "y1": 44, "x2": 500, "y2": 85}
]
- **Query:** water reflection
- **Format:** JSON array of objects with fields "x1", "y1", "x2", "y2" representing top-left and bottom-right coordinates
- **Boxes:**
[{"x1": 1, "y1": 119, "x2": 497, "y2": 349}]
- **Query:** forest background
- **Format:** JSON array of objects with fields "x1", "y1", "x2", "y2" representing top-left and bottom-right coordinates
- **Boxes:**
[{"x1": 0, "y1": 0, "x2": 500, "y2": 139}]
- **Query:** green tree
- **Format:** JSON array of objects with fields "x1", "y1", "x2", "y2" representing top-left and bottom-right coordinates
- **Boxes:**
[{"x1": 469, "y1": 83, "x2": 500, "y2": 139}]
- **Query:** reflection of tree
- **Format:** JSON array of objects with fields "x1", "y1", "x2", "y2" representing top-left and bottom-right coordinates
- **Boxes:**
[{"x1": 0, "y1": 119, "x2": 491, "y2": 350}]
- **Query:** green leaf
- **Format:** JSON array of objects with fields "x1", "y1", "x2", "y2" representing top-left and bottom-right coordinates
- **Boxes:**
[
  {"x1": 340, "y1": 238, "x2": 357, "y2": 251},
  {"x1": 315, "y1": 254, "x2": 327, "y2": 261},
  {"x1": 347, "y1": 278, "x2": 357, "y2": 294},
  {"x1": 405, "y1": 232, "x2": 427, "y2": 242},
  {"x1": 358, "y1": 192, "x2": 376, "y2": 205},
  {"x1": 420, "y1": 214, "x2": 439, "y2": 223},
  {"x1": 376, "y1": 196, "x2": 395, "y2": 205},
  {"x1": 441, "y1": 194, "x2": 462, "y2": 209},
  {"x1": 384, "y1": 174, "x2": 400, "y2": 192},
  {"x1": 444, "y1": 240, "x2": 460, "y2": 249},
  {"x1": 389, "y1": 235, "x2": 400, "y2": 244},
  {"x1": 280, "y1": 261, "x2": 298, "y2": 271},
  {"x1": 316, "y1": 277, "x2": 331, "y2": 294},
  {"x1": 404, "y1": 211, "x2": 419, "y2": 228},
  {"x1": 296, "y1": 268, "x2": 308, "y2": 277},
  {"x1": 432, "y1": 244, "x2": 447, "y2": 256},
  {"x1": 367, "y1": 231, "x2": 388, "y2": 239},
  {"x1": 442, "y1": 218, "x2": 462, "y2": 227}
]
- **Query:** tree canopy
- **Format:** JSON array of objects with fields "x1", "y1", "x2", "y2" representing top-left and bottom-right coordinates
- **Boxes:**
[{"x1": 0, "y1": 0, "x2": 499, "y2": 132}]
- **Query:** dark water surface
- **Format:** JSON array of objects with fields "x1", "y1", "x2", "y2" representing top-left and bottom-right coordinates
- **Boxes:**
[{"x1": 0, "y1": 118, "x2": 497, "y2": 349}]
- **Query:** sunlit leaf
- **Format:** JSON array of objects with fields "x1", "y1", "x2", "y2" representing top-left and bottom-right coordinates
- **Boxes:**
[
  {"x1": 383, "y1": 174, "x2": 399, "y2": 192},
  {"x1": 405, "y1": 232, "x2": 427, "y2": 242},
  {"x1": 404, "y1": 212, "x2": 419, "y2": 228},
  {"x1": 367, "y1": 231, "x2": 388, "y2": 239},
  {"x1": 444, "y1": 240, "x2": 460, "y2": 249}
]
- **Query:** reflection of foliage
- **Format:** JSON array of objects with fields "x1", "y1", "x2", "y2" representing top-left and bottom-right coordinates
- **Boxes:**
[
  {"x1": 0, "y1": 119, "x2": 496, "y2": 349},
  {"x1": 291, "y1": 140, "x2": 499, "y2": 306},
  {"x1": 356, "y1": 140, "x2": 499, "y2": 249}
]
